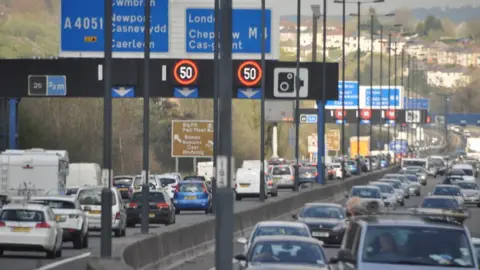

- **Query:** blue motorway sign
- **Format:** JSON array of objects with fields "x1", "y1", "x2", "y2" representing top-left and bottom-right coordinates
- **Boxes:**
[
  {"x1": 325, "y1": 81, "x2": 358, "y2": 109},
  {"x1": 404, "y1": 98, "x2": 429, "y2": 110},
  {"x1": 363, "y1": 87, "x2": 401, "y2": 108},
  {"x1": 61, "y1": 0, "x2": 169, "y2": 53},
  {"x1": 389, "y1": 140, "x2": 408, "y2": 154},
  {"x1": 47, "y1": 76, "x2": 67, "y2": 96},
  {"x1": 185, "y1": 9, "x2": 271, "y2": 53}
]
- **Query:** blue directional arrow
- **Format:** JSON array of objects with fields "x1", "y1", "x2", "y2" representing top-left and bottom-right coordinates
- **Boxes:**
[
  {"x1": 174, "y1": 87, "x2": 199, "y2": 98},
  {"x1": 237, "y1": 88, "x2": 261, "y2": 99},
  {"x1": 112, "y1": 86, "x2": 135, "y2": 98}
]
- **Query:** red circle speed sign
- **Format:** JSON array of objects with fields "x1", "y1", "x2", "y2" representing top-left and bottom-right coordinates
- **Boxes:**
[
  {"x1": 386, "y1": 109, "x2": 396, "y2": 120},
  {"x1": 360, "y1": 109, "x2": 372, "y2": 120},
  {"x1": 335, "y1": 109, "x2": 345, "y2": 120}
]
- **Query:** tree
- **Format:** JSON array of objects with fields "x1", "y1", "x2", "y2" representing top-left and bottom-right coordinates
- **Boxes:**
[
  {"x1": 415, "y1": 22, "x2": 425, "y2": 35},
  {"x1": 424, "y1": 15, "x2": 443, "y2": 34}
]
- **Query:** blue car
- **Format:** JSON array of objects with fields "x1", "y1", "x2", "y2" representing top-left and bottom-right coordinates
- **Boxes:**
[
  {"x1": 347, "y1": 161, "x2": 358, "y2": 175},
  {"x1": 173, "y1": 180, "x2": 212, "y2": 214},
  {"x1": 380, "y1": 158, "x2": 389, "y2": 168}
]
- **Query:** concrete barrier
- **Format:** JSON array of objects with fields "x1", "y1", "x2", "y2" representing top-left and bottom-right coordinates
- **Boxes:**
[{"x1": 87, "y1": 166, "x2": 398, "y2": 270}]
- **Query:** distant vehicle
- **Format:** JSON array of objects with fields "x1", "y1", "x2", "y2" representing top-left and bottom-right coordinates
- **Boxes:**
[
  {"x1": 126, "y1": 190, "x2": 176, "y2": 227},
  {"x1": 369, "y1": 182, "x2": 397, "y2": 208},
  {"x1": 66, "y1": 163, "x2": 101, "y2": 190},
  {"x1": 269, "y1": 164, "x2": 295, "y2": 190},
  {"x1": 455, "y1": 181, "x2": 480, "y2": 207},
  {"x1": 234, "y1": 167, "x2": 269, "y2": 200},
  {"x1": 345, "y1": 186, "x2": 384, "y2": 208},
  {"x1": 401, "y1": 158, "x2": 428, "y2": 169},
  {"x1": 112, "y1": 175, "x2": 134, "y2": 199},
  {"x1": 401, "y1": 166, "x2": 427, "y2": 185},
  {"x1": 173, "y1": 180, "x2": 212, "y2": 214},
  {"x1": 429, "y1": 185, "x2": 464, "y2": 206},
  {"x1": 157, "y1": 173, "x2": 181, "y2": 199},
  {"x1": 0, "y1": 203, "x2": 63, "y2": 258},
  {"x1": 421, "y1": 196, "x2": 462, "y2": 210},
  {"x1": 452, "y1": 164, "x2": 476, "y2": 182}
]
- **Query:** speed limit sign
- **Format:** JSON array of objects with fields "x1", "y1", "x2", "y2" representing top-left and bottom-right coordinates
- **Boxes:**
[
  {"x1": 173, "y1": 59, "x2": 198, "y2": 85},
  {"x1": 237, "y1": 60, "x2": 262, "y2": 87}
]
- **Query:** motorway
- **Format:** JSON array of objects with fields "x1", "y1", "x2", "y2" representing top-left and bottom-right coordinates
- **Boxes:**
[
  {"x1": 0, "y1": 188, "x2": 316, "y2": 270},
  {"x1": 170, "y1": 174, "x2": 480, "y2": 270}
]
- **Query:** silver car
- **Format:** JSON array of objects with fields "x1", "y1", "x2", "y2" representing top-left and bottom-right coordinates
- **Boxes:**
[
  {"x1": 401, "y1": 166, "x2": 428, "y2": 185},
  {"x1": 270, "y1": 165, "x2": 295, "y2": 190},
  {"x1": 378, "y1": 179, "x2": 405, "y2": 206},
  {"x1": 456, "y1": 181, "x2": 480, "y2": 207},
  {"x1": 383, "y1": 174, "x2": 410, "y2": 198},
  {"x1": 369, "y1": 182, "x2": 397, "y2": 208}
]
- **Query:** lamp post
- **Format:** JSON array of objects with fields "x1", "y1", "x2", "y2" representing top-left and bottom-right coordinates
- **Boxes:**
[
  {"x1": 406, "y1": 54, "x2": 410, "y2": 155},
  {"x1": 387, "y1": 32, "x2": 391, "y2": 157},
  {"x1": 379, "y1": 25, "x2": 383, "y2": 152},
  {"x1": 391, "y1": 24, "x2": 402, "y2": 163},
  {"x1": 340, "y1": 0, "x2": 383, "y2": 173}
]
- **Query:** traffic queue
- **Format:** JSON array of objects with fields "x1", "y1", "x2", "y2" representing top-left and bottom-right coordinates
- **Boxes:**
[{"x1": 228, "y1": 153, "x2": 480, "y2": 270}]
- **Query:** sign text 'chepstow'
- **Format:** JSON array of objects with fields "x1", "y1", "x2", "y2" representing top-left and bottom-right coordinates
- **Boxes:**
[{"x1": 171, "y1": 120, "x2": 214, "y2": 158}]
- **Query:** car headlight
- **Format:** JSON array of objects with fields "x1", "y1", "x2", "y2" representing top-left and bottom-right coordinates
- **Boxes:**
[{"x1": 421, "y1": 175, "x2": 426, "y2": 179}]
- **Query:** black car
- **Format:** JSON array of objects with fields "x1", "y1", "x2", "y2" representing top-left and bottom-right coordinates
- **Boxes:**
[
  {"x1": 126, "y1": 190, "x2": 176, "y2": 227},
  {"x1": 292, "y1": 202, "x2": 346, "y2": 245},
  {"x1": 113, "y1": 175, "x2": 134, "y2": 199}
]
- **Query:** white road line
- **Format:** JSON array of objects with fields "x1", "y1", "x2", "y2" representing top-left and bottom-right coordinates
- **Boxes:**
[
  {"x1": 207, "y1": 259, "x2": 237, "y2": 270},
  {"x1": 34, "y1": 252, "x2": 91, "y2": 270}
]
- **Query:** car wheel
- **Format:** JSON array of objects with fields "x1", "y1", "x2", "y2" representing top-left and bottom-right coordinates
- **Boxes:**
[
  {"x1": 83, "y1": 232, "x2": 89, "y2": 248},
  {"x1": 175, "y1": 209, "x2": 181, "y2": 214},
  {"x1": 46, "y1": 248, "x2": 56, "y2": 259},
  {"x1": 235, "y1": 194, "x2": 242, "y2": 201},
  {"x1": 114, "y1": 229, "x2": 122, "y2": 237},
  {"x1": 121, "y1": 227, "x2": 126, "y2": 236},
  {"x1": 271, "y1": 190, "x2": 278, "y2": 197},
  {"x1": 400, "y1": 201, "x2": 404, "y2": 206},
  {"x1": 73, "y1": 232, "x2": 83, "y2": 249},
  {"x1": 55, "y1": 245, "x2": 62, "y2": 258},
  {"x1": 0, "y1": 250, "x2": 3, "y2": 256}
]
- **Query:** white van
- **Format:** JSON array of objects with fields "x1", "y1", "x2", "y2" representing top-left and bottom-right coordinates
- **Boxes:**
[
  {"x1": 452, "y1": 163, "x2": 476, "y2": 182},
  {"x1": 234, "y1": 167, "x2": 267, "y2": 201},
  {"x1": 66, "y1": 163, "x2": 101, "y2": 189}
]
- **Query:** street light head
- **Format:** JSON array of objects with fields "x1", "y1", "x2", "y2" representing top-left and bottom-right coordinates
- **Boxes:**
[
  {"x1": 385, "y1": 13, "x2": 395, "y2": 17},
  {"x1": 373, "y1": 0, "x2": 384, "y2": 2},
  {"x1": 393, "y1": 23, "x2": 403, "y2": 27},
  {"x1": 311, "y1": 4, "x2": 321, "y2": 17},
  {"x1": 349, "y1": 13, "x2": 358, "y2": 17},
  {"x1": 333, "y1": 0, "x2": 344, "y2": 3}
]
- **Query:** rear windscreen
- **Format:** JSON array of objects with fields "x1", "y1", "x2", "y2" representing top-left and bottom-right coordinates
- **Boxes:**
[
  {"x1": 131, "y1": 192, "x2": 165, "y2": 202},
  {"x1": 113, "y1": 178, "x2": 133, "y2": 185},
  {"x1": 461, "y1": 169, "x2": 473, "y2": 176},
  {"x1": 159, "y1": 178, "x2": 176, "y2": 185},
  {"x1": 77, "y1": 189, "x2": 116, "y2": 206},
  {"x1": 30, "y1": 200, "x2": 76, "y2": 209},
  {"x1": 179, "y1": 183, "x2": 204, "y2": 192},
  {"x1": 272, "y1": 167, "x2": 291, "y2": 175},
  {"x1": 0, "y1": 209, "x2": 45, "y2": 222}
]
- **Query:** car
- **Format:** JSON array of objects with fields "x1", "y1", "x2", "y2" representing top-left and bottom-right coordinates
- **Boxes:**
[
  {"x1": 443, "y1": 175, "x2": 464, "y2": 185},
  {"x1": 329, "y1": 208, "x2": 478, "y2": 269},
  {"x1": 330, "y1": 163, "x2": 346, "y2": 179},
  {"x1": 234, "y1": 235, "x2": 328, "y2": 269},
  {"x1": 452, "y1": 164, "x2": 476, "y2": 182},
  {"x1": 0, "y1": 203, "x2": 63, "y2": 258},
  {"x1": 157, "y1": 173, "x2": 181, "y2": 199},
  {"x1": 76, "y1": 186, "x2": 127, "y2": 237},
  {"x1": 346, "y1": 160, "x2": 359, "y2": 175},
  {"x1": 236, "y1": 221, "x2": 311, "y2": 254},
  {"x1": 126, "y1": 190, "x2": 176, "y2": 227},
  {"x1": 402, "y1": 174, "x2": 422, "y2": 196},
  {"x1": 183, "y1": 176, "x2": 207, "y2": 182},
  {"x1": 292, "y1": 203, "x2": 346, "y2": 245},
  {"x1": 472, "y1": 237, "x2": 480, "y2": 264},
  {"x1": 382, "y1": 174, "x2": 410, "y2": 198},
  {"x1": 401, "y1": 166, "x2": 428, "y2": 185},
  {"x1": 173, "y1": 180, "x2": 212, "y2": 214},
  {"x1": 429, "y1": 185, "x2": 464, "y2": 206},
  {"x1": 235, "y1": 167, "x2": 269, "y2": 200},
  {"x1": 345, "y1": 186, "x2": 385, "y2": 209},
  {"x1": 325, "y1": 165, "x2": 337, "y2": 180},
  {"x1": 368, "y1": 182, "x2": 397, "y2": 208},
  {"x1": 131, "y1": 174, "x2": 162, "y2": 193},
  {"x1": 29, "y1": 196, "x2": 88, "y2": 249},
  {"x1": 269, "y1": 164, "x2": 295, "y2": 190},
  {"x1": 455, "y1": 181, "x2": 480, "y2": 207},
  {"x1": 421, "y1": 195, "x2": 462, "y2": 210},
  {"x1": 112, "y1": 175, "x2": 134, "y2": 199},
  {"x1": 377, "y1": 179, "x2": 405, "y2": 206},
  {"x1": 447, "y1": 169, "x2": 467, "y2": 181},
  {"x1": 298, "y1": 166, "x2": 318, "y2": 184},
  {"x1": 265, "y1": 175, "x2": 278, "y2": 197}
]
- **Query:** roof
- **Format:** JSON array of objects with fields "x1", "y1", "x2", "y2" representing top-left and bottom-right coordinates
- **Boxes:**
[
  {"x1": 30, "y1": 196, "x2": 76, "y2": 202},
  {"x1": 354, "y1": 214, "x2": 465, "y2": 229},
  {"x1": 304, "y1": 202, "x2": 342, "y2": 208},
  {"x1": 252, "y1": 235, "x2": 321, "y2": 244},
  {"x1": 435, "y1": 184, "x2": 459, "y2": 188},
  {"x1": 257, "y1": 221, "x2": 307, "y2": 228},
  {"x1": 352, "y1": 185, "x2": 378, "y2": 189},
  {"x1": 113, "y1": 175, "x2": 134, "y2": 179},
  {"x1": 3, "y1": 203, "x2": 48, "y2": 211},
  {"x1": 423, "y1": 195, "x2": 458, "y2": 200}
]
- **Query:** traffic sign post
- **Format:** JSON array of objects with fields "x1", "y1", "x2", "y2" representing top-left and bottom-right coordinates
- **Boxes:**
[
  {"x1": 28, "y1": 75, "x2": 67, "y2": 96},
  {"x1": 171, "y1": 120, "x2": 214, "y2": 157},
  {"x1": 185, "y1": 9, "x2": 272, "y2": 54},
  {"x1": 300, "y1": 114, "x2": 318, "y2": 124},
  {"x1": 60, "y1": 0, "x2": 169, "y2": 56}
]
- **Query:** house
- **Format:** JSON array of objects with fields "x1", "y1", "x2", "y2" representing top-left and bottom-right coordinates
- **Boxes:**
[{"x1": 426, "y1": 67, "x2": 471, "y2": 88}]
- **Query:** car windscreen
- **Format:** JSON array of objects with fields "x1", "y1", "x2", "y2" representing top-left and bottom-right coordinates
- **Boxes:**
[
  {"x1": 179, "y1": 182, "x2": 204, "y2": 193},
  {"x1": 130, "y1": 192, "x2": 166, "y2": 202},
  {"x1": 299, "y1": 167, "x2": 317, "y2": 173},
  {"x1": 29, "y1": 200, "x2": 76, "y2": 209},
  {"x1": 300, "y1": 206, "x2": 344, "y2": 219},
  {"x1": 249, "y1": 240, "x2": 326, "y2": 266},
  {"x1": 362, "y1": 225, "x2": 474, "y2": 267},
  {"x1": 448, "y1": 170, "x2": 465, "y2": 176},
  {"x1": 113, "y1": 177, "x2": 133, "y2": 186},
  {"x1": 272, "y1": 167, "x2": 291, "y2": 175},
  {"x1": 0, "y1": 209, "x2": 45, "y2": 222},
  {"x1": 404, "y1": 175, "x2": 418, "y2": 182},
  {"x1": 133, "y1": 176, "x2": 156, "y2": 186},
  {"x1": 373, "y1": 184, "x2": 394, "y2": 194},
  {"x1": 421, "y1": 198, "x2": 460, "y2": 209},
  {"x1": 433, "y1": 187, "x2": 462, "y2": 196},
  {"x1": 383, "y1": 181, "x2": 401, "y2": 189},
  {"x1": 350, "y1": 188, "x2": 381, "y2": 199},
  {"x1": 403, "y1": 160, "x2": 426, "y2": 167},
  {"x1": 252, "y1": 226, "x2": 310, "y2": 242},
  {"x1": 77, "y1": 189, "x2": 116, "y2": 205},
  {"x1": 460, "y1": 169, "x2": 473, "y2": 176},
  {"x1": 456, "y1": 182, "x2": 479, "y2": 190},
  {"x1": 159, "y1": 178, "x2": 176, "y2": 185}
]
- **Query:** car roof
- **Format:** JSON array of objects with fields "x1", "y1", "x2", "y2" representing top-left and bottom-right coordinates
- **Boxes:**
[
  {"x1": 354, "y1": 214, "x2": 465, "y2": 229},
  {"x1": 370, "y1": 182, "x2": 392, "y2": 186},
  {"x1": 180, "y1": 180, "x2": 204, "y2": 184},
  {"x1": 257, "y1": 221, "x2": 307, "y2": 228},
  {"x1": 352, "y1": 185, "x2": 379, "y2": 190},
  {"x1": 157, "y1": 173, "x2": 177, "y2": 178},
  {"x1": 2, "y1": 203, "x2": 49, "y2": 211},
  {"x1": 252, "y1": 235, "x2": 320, "y2": 243},
  {"x1": 379, "y1": 178, "x2": 400, "y2": 183},
  {"x1": 304, "y1": 202, "x2": 342, "y2": 208},
  {"x1": 113, "y1": 175, "x2": 134, "y2": 179},
  {"x1": 435, "y1": 184, "x2": 459, "y2": 188},
  {"x1": 423, "y1": 195, "x2": 458, "y2": 200},
  {"x1": 30, "y1": 196, "x2": 76, "y2": 202}
]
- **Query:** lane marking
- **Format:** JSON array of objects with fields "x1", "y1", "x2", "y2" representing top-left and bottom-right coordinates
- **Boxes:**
[{"x1": 34, "y1": 252, "x2": 91, "y2": 270}]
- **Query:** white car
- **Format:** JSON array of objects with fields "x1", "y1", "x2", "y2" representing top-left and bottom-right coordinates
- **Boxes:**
[
  {"x1": 430, "y1": 184, "x2": 465, "y2": 206},
  {"x1": 157, "y1": 173, "x2": 181, "y2": 199},
  {"x1": 269, "y1": 164, "x2": 295, "y2": 190},
  {"x1": 0, "y1": 203, "x2": 63, "y2": 258},
  {"x1": 30, "y1": 196, "x2": 89, "y2": 249},
  {"x1": 76, "y1": 186, "x2": 127, "y2": 237},
  {"x1": 452, "y1": 164, "x2": 476, "y2": 182},
  {"x1": 236, "y1": 221, "x2": 311, "y2": 254},
  {"x1": 369, "y1": 182, "x2": 397, "y2": 208},
  {"x1": 455, "y1": 182, "x2": 480, "y2": 207}
]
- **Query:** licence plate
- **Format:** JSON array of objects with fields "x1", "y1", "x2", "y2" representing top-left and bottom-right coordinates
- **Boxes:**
[
  {"x1": 239, "y1": 184, "x2": 250, "y2": 187},
  {"x1": 312, "y1": 232, "x2": 329, "y2": 237},
  {"x1": 89, "y1": 210, "x2": 101, "y2": 214},
  {"x1": 149, "y1": 213, "x2": 155, "y2": 218},
  {"x1": 56, "y1": 215, "x2": 63, "y2": 222},
  {"x1": 134, "y1": 186, "x2": 141, "y2": 190},
  {"x1": 185, "y1": 196, "x2": 196, "y2": 200},
  {"x1": 12, "y1": 227, "x2": 31, "y2": 233},
  {"x1": 119, "y1": 188, "x2": 128, "y2": 191}
]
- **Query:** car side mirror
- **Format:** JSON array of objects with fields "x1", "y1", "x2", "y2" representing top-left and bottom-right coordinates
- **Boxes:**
[
  {"x1": 329, "y1": 257, "x2": 339, "y2": 264},
  {"x1": 344, "y1": 191, "x2": 349, "y2": 198},
  {"x1": 337, "y1": 249, "x2": 356, "y2": 264},
  {"x1": 83, "y1": 206, "x2": 91, "y2": 211},
  {"x1": 292, "y1": 214, "x2": 298, "y2": 220},
  {"x1": 236, "y1": 237, "x2": 248, "y2": 245},
  {"x1": 428, "y1": 192, "x2": 432, "y2": 196},
  {"x1": 234, "y1": 253, "x2": 247, "y2": 261}
]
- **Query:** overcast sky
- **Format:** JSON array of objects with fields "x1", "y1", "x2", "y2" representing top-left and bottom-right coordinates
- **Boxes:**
[{"x1": 272, "y1": 0, "x2": 479, "y2": 16}]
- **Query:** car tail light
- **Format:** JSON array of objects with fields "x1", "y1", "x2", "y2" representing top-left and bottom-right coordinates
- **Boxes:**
[
  {"x1": 267, "y1": 180, "x2": 273, "y2": 186},
  {"x1": 314, "y1": 172, "x2": 318, "y2": 177},
  {"x1": 171, "y1": 184, "x2": 177, "y2": 189},
  {"x1": 0, "y1": 221, "x2": 5, "y2": 227},
  {"x1": 290, "y1": 176, "x2": 294, "y2": 181},
  {"x1": 234, "y1": 183, "x2": 237, "y2": 189},
  {"x1": 156, "y1": 202, "x2": 169, "y2": 209},
  {"x1": 175, "y1": 185, "x2": 180, "y2": 193},
  {"x1": 35, "y1": 222, "x2": 51, "y2": 229},
  {"x1": 114, "y1": 212, "x2": 120, "y2": 220},
  {"x1": 202, "y1": 185, "x2": 208, "y2": 193},
  {"x1": 128, "y1": 202, "x2": 138, "y2": 208}
]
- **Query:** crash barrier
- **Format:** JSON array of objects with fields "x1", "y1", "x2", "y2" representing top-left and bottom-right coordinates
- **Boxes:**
[{"x1": 87, "y1": 166, "x2": 398, "y2": 270}]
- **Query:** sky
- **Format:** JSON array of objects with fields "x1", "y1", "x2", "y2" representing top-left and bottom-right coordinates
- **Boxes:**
[{"x1": 271, "y1": 0, "x2": 479, "y2": 16}]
